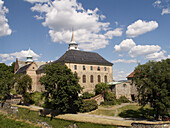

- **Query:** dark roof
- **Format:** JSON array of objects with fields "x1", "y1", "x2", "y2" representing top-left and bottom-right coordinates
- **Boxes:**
[
  {"x1": 53, "y1": 50, "x2": 113, "y2": 66},
  {"x1": 15, "y1": 63, "x2": 31, "y2": 74}
]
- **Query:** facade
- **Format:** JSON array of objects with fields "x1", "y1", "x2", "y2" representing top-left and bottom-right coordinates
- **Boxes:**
[
  {"x1": 108, "y1": 72, "x2": 138, "y2": 101},
  {"x1": 15, "y1": 34, "x2": 113, "y2": 93}
]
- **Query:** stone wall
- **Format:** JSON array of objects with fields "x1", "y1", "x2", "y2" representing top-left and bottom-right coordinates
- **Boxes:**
[{"x1": 132, "y1": 122, "x2": 170, "y2": 128}]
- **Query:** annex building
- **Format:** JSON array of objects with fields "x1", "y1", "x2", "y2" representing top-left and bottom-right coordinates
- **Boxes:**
[{"x1": 14, "y1": 33, "x2": 113, "y2": 93}]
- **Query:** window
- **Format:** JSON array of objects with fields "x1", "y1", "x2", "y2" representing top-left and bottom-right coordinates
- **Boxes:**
[
  {"x1": 104, "y1": 67, "x2": 107, "y2": 71},
  {"x1": 123, "y1": 84, "x2": 126, "y2": 87},
  {"x1": 97, "y1": 66, "x2": 100, "y2": 71},
  {"x1": 90, "y1": 75, "x2": 93, "y2": 83},
  {"x1": 98, "y1": 75, "x2": 101, "y2": 83},
  {"x1": 83, "y1": 65, "x2": 86, "y2": 70},
  {"x1": 74, "y1": 65, "x2": 77, "y2": 70},
  {"x1": 83, "y1": 75, "x2": 86, "y2": 83},
  {"x1": 90, "y1": 66, "x2": 93, "y2": 70},
  {"x1": 104, "y1": 75, "x2": 107, "y2": 83},
  {"x1": 32, "y1": 67, "x2": 34, "y2": 69}
]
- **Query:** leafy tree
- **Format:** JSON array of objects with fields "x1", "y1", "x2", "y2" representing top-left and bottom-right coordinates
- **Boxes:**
[
  {"x1": 15, "y1": 74, "x2": 32, "y2": 104},
  {"x1": 0, "y1": 63, "x2": 15, "y2": 103},
  {"x1": 40, "y1": 63, "x2": 82, "y2": 114},
  {"x1": 133, "y1": 59, "x2": 170, "y2": 120},
  {"x1": 94, "y1": 82, "x2": 109, "y2": 95}
]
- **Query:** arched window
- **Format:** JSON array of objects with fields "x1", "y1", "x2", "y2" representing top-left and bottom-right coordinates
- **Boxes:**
[
  {"x1": 82, "y1": 75, "x2": 86, "y2": 83},
  {"x1": 104, "y1": 75, "x2": 107, "y2": 83},
  {"x1": 97, "y1": 66, "x2": 100, "y2": 71},
  {"x1": 90, "y1": 75, "x2": 93, "y2": 83},
  {"x1": 83, "y1": 65, "x2": 86, "y2": 70},
  {"x1": 74, "y1": 65, "x2": 77, "y2": 70},
  {"x1": 98, "y1": 75, "x2": 101, "y2": 83}
]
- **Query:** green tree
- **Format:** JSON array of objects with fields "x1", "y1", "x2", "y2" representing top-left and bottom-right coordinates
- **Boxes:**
[
  {"x1": 0, "y1": 63, "x2": 15, "y2": 103},
  {"x1": 133, "y1": 59, "x2": 170, "y2": 120},
  {"x1": 15, "y1": 74, "x2": 32, "y2": 104},
  {"x1": 40, "y1": 63, "x2": 82, "y2": 114},
  {"x1": 94, "y1": 82, "x2": 109, "y2": 95}
]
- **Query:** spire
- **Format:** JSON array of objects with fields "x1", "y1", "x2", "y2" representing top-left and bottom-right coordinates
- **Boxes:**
[
  {"x1": 68, "y1": 29, "x2": 79, "y2": 50},
  {"x1": 26, "y1": 48, "x2": 33, "y2": 62},
  {"x1": 71, "y1": 28, "x2": 74, "y2": 42}
]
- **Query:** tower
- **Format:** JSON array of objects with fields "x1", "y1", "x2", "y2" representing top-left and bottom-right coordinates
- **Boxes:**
[
  {"x1": 68, "y1": 30, "x2": 79, "y2": 50},
  {"x1": 26, "y1": 48, "x2": 33, "y2": 62}
]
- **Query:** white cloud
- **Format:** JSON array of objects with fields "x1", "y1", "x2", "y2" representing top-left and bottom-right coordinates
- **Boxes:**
[
  {"x1": 24, "y1": 0, "x2": 48, "y2": 4},
  {"x1": 34, "y1": 15, "x2": 44, "y2": 20},
  {"x1": 161, "y1": 8, "x2": 170, "y2": 15},
  {"x1": 0, "y1": 49, "x2": 40, "y2": 62},
  {"x1": 146, "y1": 50, "x2": 166, "y2": 60},
  {"x1": 114, "y1": 39, "x2": 136, "y2": 52},
  {"x1": 118, "y1": 71, "x2": 125, "y2": 74},
  {"x1": 0, "y1": 0, "x2": 12, "y2": 37},
  {"x1": 129, "y1": 45, "x2": 161, "y2": 57},
  {"x1": 112, "y1": 59, "x2": 137, "y2": 63},
  {"x1": 26, "y1": 0, "x2": 122, "y2": 51},
  {"x1": 126, "y1": 19, "x2": 158, "y2": 38},
  {"x1": 153, "y1": 0, "x2": 170, "y2": 15}
]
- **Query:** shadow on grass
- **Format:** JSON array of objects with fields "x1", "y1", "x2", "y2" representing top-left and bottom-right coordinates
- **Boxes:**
[{"x1": 119, "y1": 108, "x2": 154, "y2": 120}]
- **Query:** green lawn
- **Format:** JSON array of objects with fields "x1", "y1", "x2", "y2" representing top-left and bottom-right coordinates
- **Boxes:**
[
  {"x1": 0, "y1": 114, "x2": 38, "y2": 128},
  {"x1": 117, "y1": 105, "x2": 154, "y2": 119},
  {"x1": 17, "y1": 108, "x2": 117, "y2": 128},
  {"x1": 90, "y1": 109, "x2": 116, "y2": 117}
]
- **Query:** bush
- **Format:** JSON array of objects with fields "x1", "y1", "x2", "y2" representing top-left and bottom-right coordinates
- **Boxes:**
[
  {"x1": 82, "y1": 92, "x2": 95, "y2": 99},
  {"x1": 79, "y1": 99, "x2": 98, "y2": 113},
  {"x1": 94, "y1": 83, "x2": 108, "y2": 95},
  {"x1": 100, "y1": 101, "x2": 116, "y2": 106},
  {"x1": 31, "y1": 92, "x2": 43, "y2": 106},
  {"x1": 104, "y1": 92, "x2": 116, "y2": 101},
  {"x1": 117, "y1": 96, "x2": 130, "y2": 104}
]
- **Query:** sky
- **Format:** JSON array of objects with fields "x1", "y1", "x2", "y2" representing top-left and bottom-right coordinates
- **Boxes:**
[{"x1": 0, "y1": 0, "x2": 170, "y2": 80}]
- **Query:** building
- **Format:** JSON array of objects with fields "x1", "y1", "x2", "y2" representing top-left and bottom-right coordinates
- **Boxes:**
[
  {"x1": 14, "y1": 48, "x2": 46, "y2": 92},
  {"x1": 107, "y1": 72, "x2": 138, "y2": 101},
  {"x1": 15, "y1": 33, "x2": 113, "y2": 93}
]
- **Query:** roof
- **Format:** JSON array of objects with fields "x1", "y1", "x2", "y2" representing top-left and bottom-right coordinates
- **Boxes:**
[
  {"x1": 107, "y1": 82, "x2": 122, "y2": 85},
  {"x1": 15, "y1": 63, "x2": 31, "y2": 74},
  {"x1": 53, "y1": 50, "x2": 113, "y2": 66},
  {"x1": 126, "y1": 71, "x2": 135, "y2": 78}
]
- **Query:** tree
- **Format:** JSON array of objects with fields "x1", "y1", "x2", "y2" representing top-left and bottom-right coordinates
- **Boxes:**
[
  {"x1": 15, "y1": 74, "x2": 32, "y2": 104},
  {"x1": 94, "y1": 82, "x2": 109, "y2": 95},
  {"x1": 40, "y1": 63, "x2": 82, "y2": 114},
  {"x1": 0, "y1": 63, "x2": 15, "y2": 103},
  {"x1": 133, "y1": 59, "x2": 170, "y2": 120}
]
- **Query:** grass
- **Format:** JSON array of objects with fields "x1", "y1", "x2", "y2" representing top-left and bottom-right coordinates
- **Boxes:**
[
  {"x1": 117, "y1": 105, "x2": 154, "y2": 119},
  {"x1": 16, "y1": 108, "x2": 118, "y2": 128},
  {"x1": 90, "y1": 109, "x2": 116, "y2": 116},
  {"x1": 0, "y1": 114, "x2": 38, "y2": 128}
]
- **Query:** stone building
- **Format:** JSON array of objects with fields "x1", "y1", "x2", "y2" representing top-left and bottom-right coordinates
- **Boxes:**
[
  {"x1": 15, "y1": 33, "x2": 113, "y2": 93},
  {"x1": 14, "y1": 48, "x2": 46, "y2": 92},
  {"x1": 108, "y1": 72, "x2": 138, "y2": 101}
]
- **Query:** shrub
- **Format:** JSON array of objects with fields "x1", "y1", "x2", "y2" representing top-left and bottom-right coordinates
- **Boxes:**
[
  {"x1": 104, "y1": 92, "x2": 116, "y2": 101},
  {"x1": 100, "y1": 101, "x2": 116, "y2": 106},
  {"x1": 117, "y1": 96, "x2": 130, "y2": 104},
  {"x1": 31, "y1": 92, "x2": 43, "y2": 106},
  {"x1": 82, "y1": 92, "x2": 95, "y2": 99},
  {"x1": 79, "y1": 99, "x2": 98, "y2": 113},
  {"x1": 94, "y1": 83, "x2": 108, "y2": 95}
]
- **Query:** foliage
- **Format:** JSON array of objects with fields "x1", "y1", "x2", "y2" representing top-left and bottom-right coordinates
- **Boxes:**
[
  {"x1": 31, "y1": 92, "x2": 43, "y2": 106},
  {"x1": 100, "y1": 101, "x2": 116, "y2": 106},
  {"x1": 133, "y1": 59, "x2": 170, "y2": 119},
  {"x1": 79, "y1": 99, "x2": 98, "y2": 113},
  {"x1": 0, "y1": 63, "x2": 15, "y2": 102},
  {"x1": 15, "y1": 74, "x2": 32, "y2": 104},
  {"x1": 82, "y1": 92, "x2": 95, "y2": 99},
  {"x1": 94, "y1": 82, "x2": 109, "y2": 95},
  {"x1": 117, "y1": 96, "x2": 130, "y2": 104},
  {"x1": 17, "y1": 108, "x2": 116, "y2": 128},
  {"x1": 0, "y1": 114, "x2": 37, "y2": 128},
  {"x1": 40, "y1": 63, "x2": 82, "y2": 114}
]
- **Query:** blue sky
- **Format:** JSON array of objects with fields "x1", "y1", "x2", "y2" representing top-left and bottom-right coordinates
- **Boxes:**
[{"x1": 0, "y1": 0, "x2": 170, "y2": 80}]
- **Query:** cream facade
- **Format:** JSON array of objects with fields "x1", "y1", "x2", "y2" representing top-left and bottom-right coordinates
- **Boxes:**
[{"x1": 65, "y1": 63, "x2": 113, "y2": 92}]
